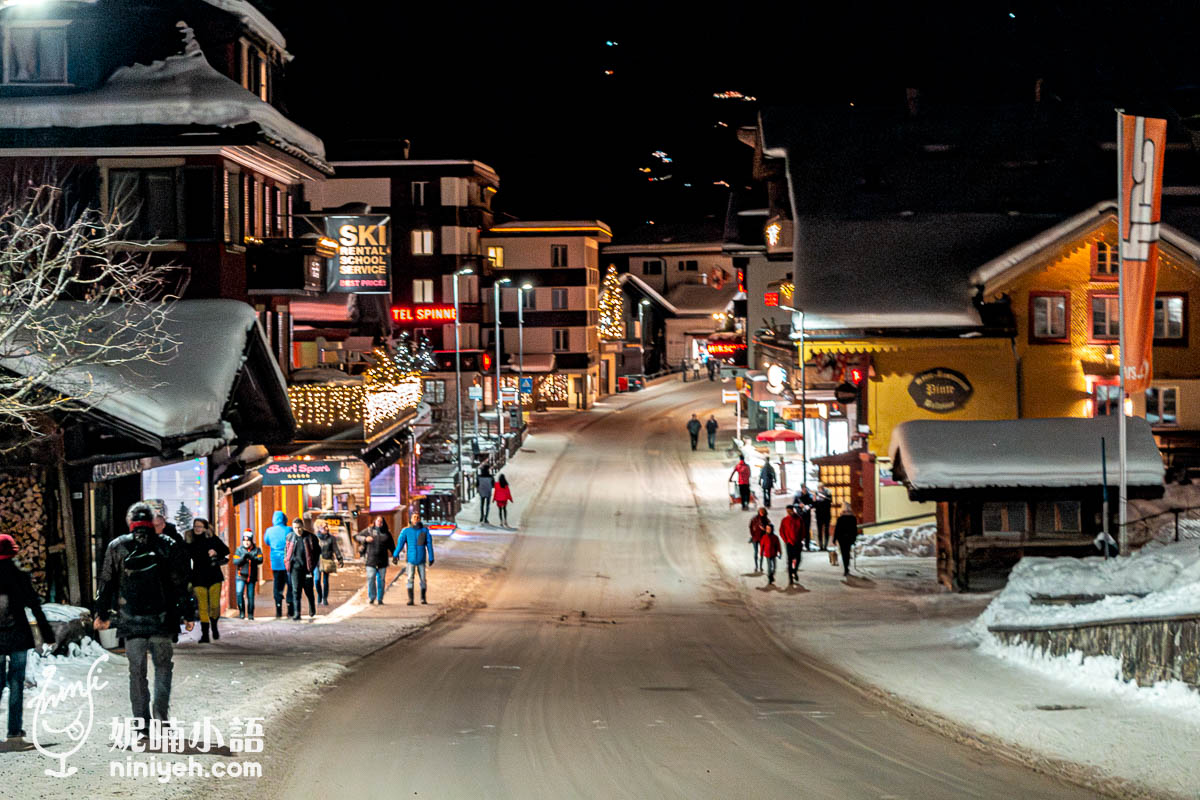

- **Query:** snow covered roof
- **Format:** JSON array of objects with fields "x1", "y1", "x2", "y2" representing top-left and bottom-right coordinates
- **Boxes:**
[
  {"x1": 0, "y1": 24, "x2": 325, "y2": 165},
  {"x1": 620, "y1": 273, "x2": 736, "y2": 316},
  {"x1": 889, "y1": 417, "x2": 1165, "y2": 495},
  {"x1": 201, "y1": 0, "x2": 289, "y2": 57},
  {"x1": 3, "y1": 300, "x2": 282, "y2": 441}
]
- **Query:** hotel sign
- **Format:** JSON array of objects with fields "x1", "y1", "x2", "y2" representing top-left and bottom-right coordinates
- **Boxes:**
[
  {"x1": 391, "y1": 306, "x2": 457, "y2": 323},
  {"x1": 908, "y1": 368, "x2": 973, "y2": 413},
  {"x1": 325, "y1": 215, "x2": 391, "y2": 294},
  {"x1": 260, "y1": 460, "x2": 341, "y2": 486}
]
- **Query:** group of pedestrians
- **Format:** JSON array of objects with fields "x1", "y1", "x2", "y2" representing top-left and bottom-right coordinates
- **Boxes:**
[
  {"x1": 353, "y1": 512, "x2": 436, "y2": 606},
  {"x1": 745, "y1": 489, "x2": 860, "y2": 585},
  {"x1": 476, "y1": 465, "x2": 515, "y2": 526},
  {"x1": 687, "y1": 414, "x2": 719, "y2": 451},
  {"x1": 260, "y1": 511, "x2": 346, "y2": 621}
]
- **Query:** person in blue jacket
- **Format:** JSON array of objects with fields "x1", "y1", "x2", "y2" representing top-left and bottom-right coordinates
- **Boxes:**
[
  {"x1": 263, "y1": 510, "x2": 293, "y2": 618},
  {"x1": 392, "y1": 511, "x2": 435, "y2": 606}
]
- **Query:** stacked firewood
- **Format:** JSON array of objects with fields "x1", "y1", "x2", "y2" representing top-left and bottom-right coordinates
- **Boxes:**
[{"x1": 0, "y1": 471, "x2": 49, "y2": 595}]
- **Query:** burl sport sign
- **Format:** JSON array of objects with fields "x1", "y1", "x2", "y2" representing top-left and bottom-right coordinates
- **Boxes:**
[
  {"x1": 325, "y1": 215, "x2": 391, "y2": 294},
  {"x1": 907, "y1": 368, "x2": 973, "y2": 413}
]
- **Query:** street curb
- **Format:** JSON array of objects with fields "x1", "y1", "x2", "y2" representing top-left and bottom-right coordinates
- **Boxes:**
[{"x1": 680, "y1": 451, "x2": 1179, "y2": 800}]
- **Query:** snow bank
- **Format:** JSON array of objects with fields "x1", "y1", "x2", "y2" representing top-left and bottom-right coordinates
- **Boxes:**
[
  {"x1": 853, "y1": 523, "x2": 935, "y2": 558},
  {"x1": 25, "y1": 603, "x2": 89, "y2": 624},
  {"x1": 975, "y1": 541, "x2": 1200, "y2": 631},
  {"x1": 0, "y1": 22, "x2": 324, "y2": 163}
]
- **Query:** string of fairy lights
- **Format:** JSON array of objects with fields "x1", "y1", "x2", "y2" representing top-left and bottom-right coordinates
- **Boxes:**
[{"x1": 288, "y1": 343, "x2": 430, "y2": 429}]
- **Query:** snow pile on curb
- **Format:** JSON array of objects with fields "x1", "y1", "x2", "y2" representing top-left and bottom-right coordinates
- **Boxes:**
[
  {"x1": 974, "y1": 541, "x2": 1200, "y2": 632},
  {"x1": 27, "y1": 603, "x2": 90, "y2": 623},
  {"x1": 853, "y1": 523, "x2": 935, "y2": 558},
  {"x1": 27, "y1": 635, "x2": 117, "y2": 682}
]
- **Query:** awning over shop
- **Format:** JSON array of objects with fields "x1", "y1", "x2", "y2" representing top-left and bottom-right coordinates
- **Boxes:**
[{"x1": 889, "y1": 417, "x2": 1165, "y2": 500}]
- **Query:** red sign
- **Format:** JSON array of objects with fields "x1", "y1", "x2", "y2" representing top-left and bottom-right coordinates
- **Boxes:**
[
  {"x1": 764, "y1": 292, "x2": 779, "y2": 307},
  {"x1": 391, "y1": 306, "x2": 457, "y2": 323},
  {"x1": 707, "y1": 342, "x2": 746, "y2": 356}
]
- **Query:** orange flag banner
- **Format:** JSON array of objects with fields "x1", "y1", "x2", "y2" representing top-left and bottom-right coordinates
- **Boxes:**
[{"x1": 1119, "y1": 114, "x2": 1167, "y2": 394}]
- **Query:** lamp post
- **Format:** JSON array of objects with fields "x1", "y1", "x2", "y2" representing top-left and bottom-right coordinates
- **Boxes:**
[
  {"x1": 452, "y1": 267, "x2": 472, "y2": 494},
  {"x1": 493, "y1": 277, "x2": 511, "y2": 444},
  {"x1": 518, "y1": 282, "x2": 532, "y2": 416},
  {"x1": 782, "y1": 303, "x2": 805, "y2": 489},
  {"x1": 638, "y1": 299, "x2": 651, "y2": 380}
]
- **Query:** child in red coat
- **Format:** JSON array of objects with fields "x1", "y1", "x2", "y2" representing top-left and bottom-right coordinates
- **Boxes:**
[{"x1": 760, "y1": 522, "x2": 782, "y2": 586}]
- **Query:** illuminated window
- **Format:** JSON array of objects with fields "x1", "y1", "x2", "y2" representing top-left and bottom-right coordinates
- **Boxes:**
[
  {"x1": 552, "y1": 288, "x2": 568, "y2": 310},
  {"x1": 411, "y1": 229, "x2": 434, "y2": 255},
  {"x1": 1091, "y1": 295, "x2": 1119, "y2": 339},
  {"x1": 982, "y1": 502, "x2": 1027, "y2": 537},
  {"x1": 1093, "y1": 381, "x2": 1121, "y2": 416},
  {"x1": 239, "y1": 39, "x2": 269, "y2": 101},
  {"x1": 1030, "y1": 292, "x2": 1067, "y2": 341},
  {"x1": 411, "y1": 181, "x2": 428, "y2": 206},
  {"x1": 551, "y1": 244, "x2": 568, "y2": 267},
  {"x1": 1093, "y1": 241, "x2": 1119, "y2": 278},
  {"x1": 487, "y1": 246, "x2": 504, "y2": 267},
  {"x1": 3, "y1": 21, "x2": 69, "y2": 84},
  {"x1": 413, "y1": 279, "x2": 435, "y2": 303},
  {"x1": 1034, "y1": 501, "x2": 1081, "y2": 534},
  {"x1": 642, "y1": 259, "x2": 663, "y2": 275},
  {"x1": 553, "y1": 329, "x2": 570, "y2": 351},
  {"x1": 274, "y1": 187, "x2": 284, "y2": 235},
  {"x1": 1154, "y1": 295, "x2": 1185, "y2": 340},
  {"x1": 422, "y1": 379, "x2": 446, "y2": 404},
  {"x1": 1146, "y1": 386, "x2": 1178, "y2": 425}
]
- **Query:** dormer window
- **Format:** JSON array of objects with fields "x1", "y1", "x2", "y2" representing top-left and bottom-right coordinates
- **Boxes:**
[
  {"x1": 239, "y1": 38, "x2": 269, "y2": 102},
  {"x1": 3, "y1": 20, "x2": 70, "y2": 85},
  {"x1": 1092, "y1": 241, "x2": 1118, "y2": 279}
]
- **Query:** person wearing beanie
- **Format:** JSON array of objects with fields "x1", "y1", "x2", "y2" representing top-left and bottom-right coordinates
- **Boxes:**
[
  {"x1": 94, "y1": 502, "x2": 195, "y2": 725},
  {"x1": 0, "y1": 534, "x2": 55, "y2": 742}
]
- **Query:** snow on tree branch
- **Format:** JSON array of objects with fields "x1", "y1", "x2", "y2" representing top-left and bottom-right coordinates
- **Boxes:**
[{"x1": 0, "y1": 183, "x2": 179, "y2": 439}]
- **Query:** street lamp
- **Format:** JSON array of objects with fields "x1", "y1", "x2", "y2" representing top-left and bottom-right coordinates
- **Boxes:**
[
  {"x1": 452, "y1": 267, "x2": 473, "y2": 494},
  {"x1": 638, "y1": 299, "x2": 651, "y2": 380},
  {"x1": 517, "y1": 282, "x2": 533, "y2": 416},
  {"x1": 493, "y1": 277, "x2": 512, "y2": 443}
]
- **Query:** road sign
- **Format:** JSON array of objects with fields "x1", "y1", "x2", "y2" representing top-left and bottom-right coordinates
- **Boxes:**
[
  {"x1": 468, "y1": 385, "x2": 483, "y2": 401},
  {"x1": 519, "y1": 376, "x2": 534, "y2": 393},
  {"x1": 721, "y1": 390, "x2": 739, "y2": 404},
  {"x1": 500, "y1": 387, "x2": 519, "y2": 402}
]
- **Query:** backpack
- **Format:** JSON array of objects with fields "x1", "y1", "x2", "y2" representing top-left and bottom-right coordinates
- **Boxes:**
[{"x1": 121, "y1": 537, "x2": 171, "y2": 616}]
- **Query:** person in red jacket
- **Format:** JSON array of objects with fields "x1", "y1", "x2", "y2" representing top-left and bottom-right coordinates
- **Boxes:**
[
  {"x1": 730, "y1": 455, "x2": 752, "y2": 510},
  {"x1": 760, "y1": 522, "x2": 782, "y2": 586},
  {"x1": 748, "y1": 507, "x2": 769, "y2": 573},
  {"x1": 493, "y1": 474, "x2": 514, "y2": 527},
  {"x1": 779, "y1": 504, "x2": 804, "y2": 586}
]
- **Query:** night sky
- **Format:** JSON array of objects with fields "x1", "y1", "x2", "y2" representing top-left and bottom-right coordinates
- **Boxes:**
[{"x1": 271, "y1": 1, "x2": 1200, "y2": 236}]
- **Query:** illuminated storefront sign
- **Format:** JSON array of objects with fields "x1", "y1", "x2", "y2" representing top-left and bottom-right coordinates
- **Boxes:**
[
  {"x1": 391, "y1": 306, "x2": 457, "y2": 323},
  {"x1": 260, "y1": 460, "x2": 342, "y2": 486},
  {"x1": 764, "y1": 292, "x2": 779, "y2": 307},
  {"x1": 707, "y1": 342, "x2": 746, "y2": 356},
  {"x1": 325, "y1": 215, "x2": 391, "y2": 294}
]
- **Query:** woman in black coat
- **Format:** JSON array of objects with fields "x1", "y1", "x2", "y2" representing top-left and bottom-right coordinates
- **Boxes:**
[
  {"x1": 832, "y1": 502, "x2": 859, "y2": 578},
  {"x1": 186, "y1": 518, "x2": 230, "y2": 642},
  {"x1": 0, "y1": 534, "x2": 55, "y2": 741}
]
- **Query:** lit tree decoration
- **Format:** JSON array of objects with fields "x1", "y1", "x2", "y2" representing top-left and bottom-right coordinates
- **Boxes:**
[{"x1": 598, "y1": 264, "x2": 625, "y2": 341}]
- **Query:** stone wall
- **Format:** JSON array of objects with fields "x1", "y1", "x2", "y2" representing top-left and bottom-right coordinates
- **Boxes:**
[
  {"x1": 0, "y1": 468, "x2": 50, "y2": 596},
  {"x1": 990, "y1": 616, "x2": 1200, "y2": 688}
]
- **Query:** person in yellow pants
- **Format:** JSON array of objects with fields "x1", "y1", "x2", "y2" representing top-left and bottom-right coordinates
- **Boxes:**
[{"x1": 185, "y1": 518, "x2": 229, "y2": 643}]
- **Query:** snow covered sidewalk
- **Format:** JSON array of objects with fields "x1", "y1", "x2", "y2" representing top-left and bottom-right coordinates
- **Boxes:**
[
  {"x1": 689, "y1": 405, "x2": 1200, "y2": 800},
  {"x1": 0, "y1": 432, "x2": 565, "y2": 799}
]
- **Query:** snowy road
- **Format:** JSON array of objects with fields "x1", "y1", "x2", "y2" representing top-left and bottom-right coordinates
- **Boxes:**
[{"x1": 269, "y1": 380, "x2": 1097, "y2": 799}]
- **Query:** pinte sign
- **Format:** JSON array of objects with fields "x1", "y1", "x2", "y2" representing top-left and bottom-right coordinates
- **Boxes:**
[
  {"x1": 260, "y1": 460, "x2": 341, "y2": 486},
  {"x1": 907, "y1": 368, "x2": 973, "y2": 413}
]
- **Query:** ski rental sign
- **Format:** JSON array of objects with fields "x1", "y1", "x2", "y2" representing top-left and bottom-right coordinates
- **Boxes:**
[{"x1": 324, "y1": 215, "x2": 391, "y2": 294}]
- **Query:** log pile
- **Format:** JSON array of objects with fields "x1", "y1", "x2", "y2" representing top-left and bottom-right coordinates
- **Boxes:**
[{"x1": 0, "y1": 469, "x2": 50, "y2": 596}]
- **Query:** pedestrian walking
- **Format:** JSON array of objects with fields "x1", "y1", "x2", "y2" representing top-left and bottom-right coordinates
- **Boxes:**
[
  {"x1": 264, "y1": 510, "x2": 293, "y2": 618},
  {"x1": 233, "y1": 531, "x2": 262, "y2": 620},
  {"x1": 707, "y1": 359, "x2": 717, "y2": 381},
  {"x1": 779, "y1": 505, "x2": 804, "y2": 585},
  {"x1": 730, "y1": 455, "x2": 752, "y2": 510},
  {"x1": 761, "y1": 522, "x2": 782, "y2": 586},
  {"x1": 813, "y1": 483, "x2": 833, "y2": 551},
  {"x1": 686, "y1": 413, "x2": 701, "y2": 450},
  {"x1": 478, "y1": 465, "x2": 494, "y2": 524},
  {"x1": 94, "y1": 502, "x2": 195, "y2": 726},
  {"x1": 759, "y1": 460, "x2": 776, "y2": 508},
  {"x1": 314, "y1": 522, "x2": 344, "y2": 607},
  {"x1": 705, "y1": 415, "x2": 718, "y2": 449},
  {"x1": 833, "y1": 502, "x2": 859, "y2": 578},
  {"x1": 285, "y1": 519, "x2": 319, "y2": 619},
  {"x1": 793, "y1": 485, "x2": 814, "y2": 550},
  {"x1": 748, "y1": 507, "x2": 769, "y2": 573},
  {"x1": 153, "y1": 513, "x2": 182, "y2": 546},
  {"x1": 493, "y1": 474, "x2": 514, "y2": 527},
  {"x1": 185, "y1": 518, "x2": 228, "y2": 643},
  {"x1": 393, "y1": 512, "x2": 436, "y2": 605},
  {"x1": 0, "y1": 533, "x2": 55, "y2": 745},
  {"x1": 356, "y1": 517, "x2": 395, "y2": 605}
]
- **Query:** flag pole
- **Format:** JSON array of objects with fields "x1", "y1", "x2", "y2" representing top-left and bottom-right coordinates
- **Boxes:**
[{"x1": 1116, "y1": 108, "x2": 1129, "y2": 556}]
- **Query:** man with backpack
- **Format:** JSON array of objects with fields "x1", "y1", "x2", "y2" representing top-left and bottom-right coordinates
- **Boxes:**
[{"x1": 94, "y1": 502, "x2": 195, "y2": 726}]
